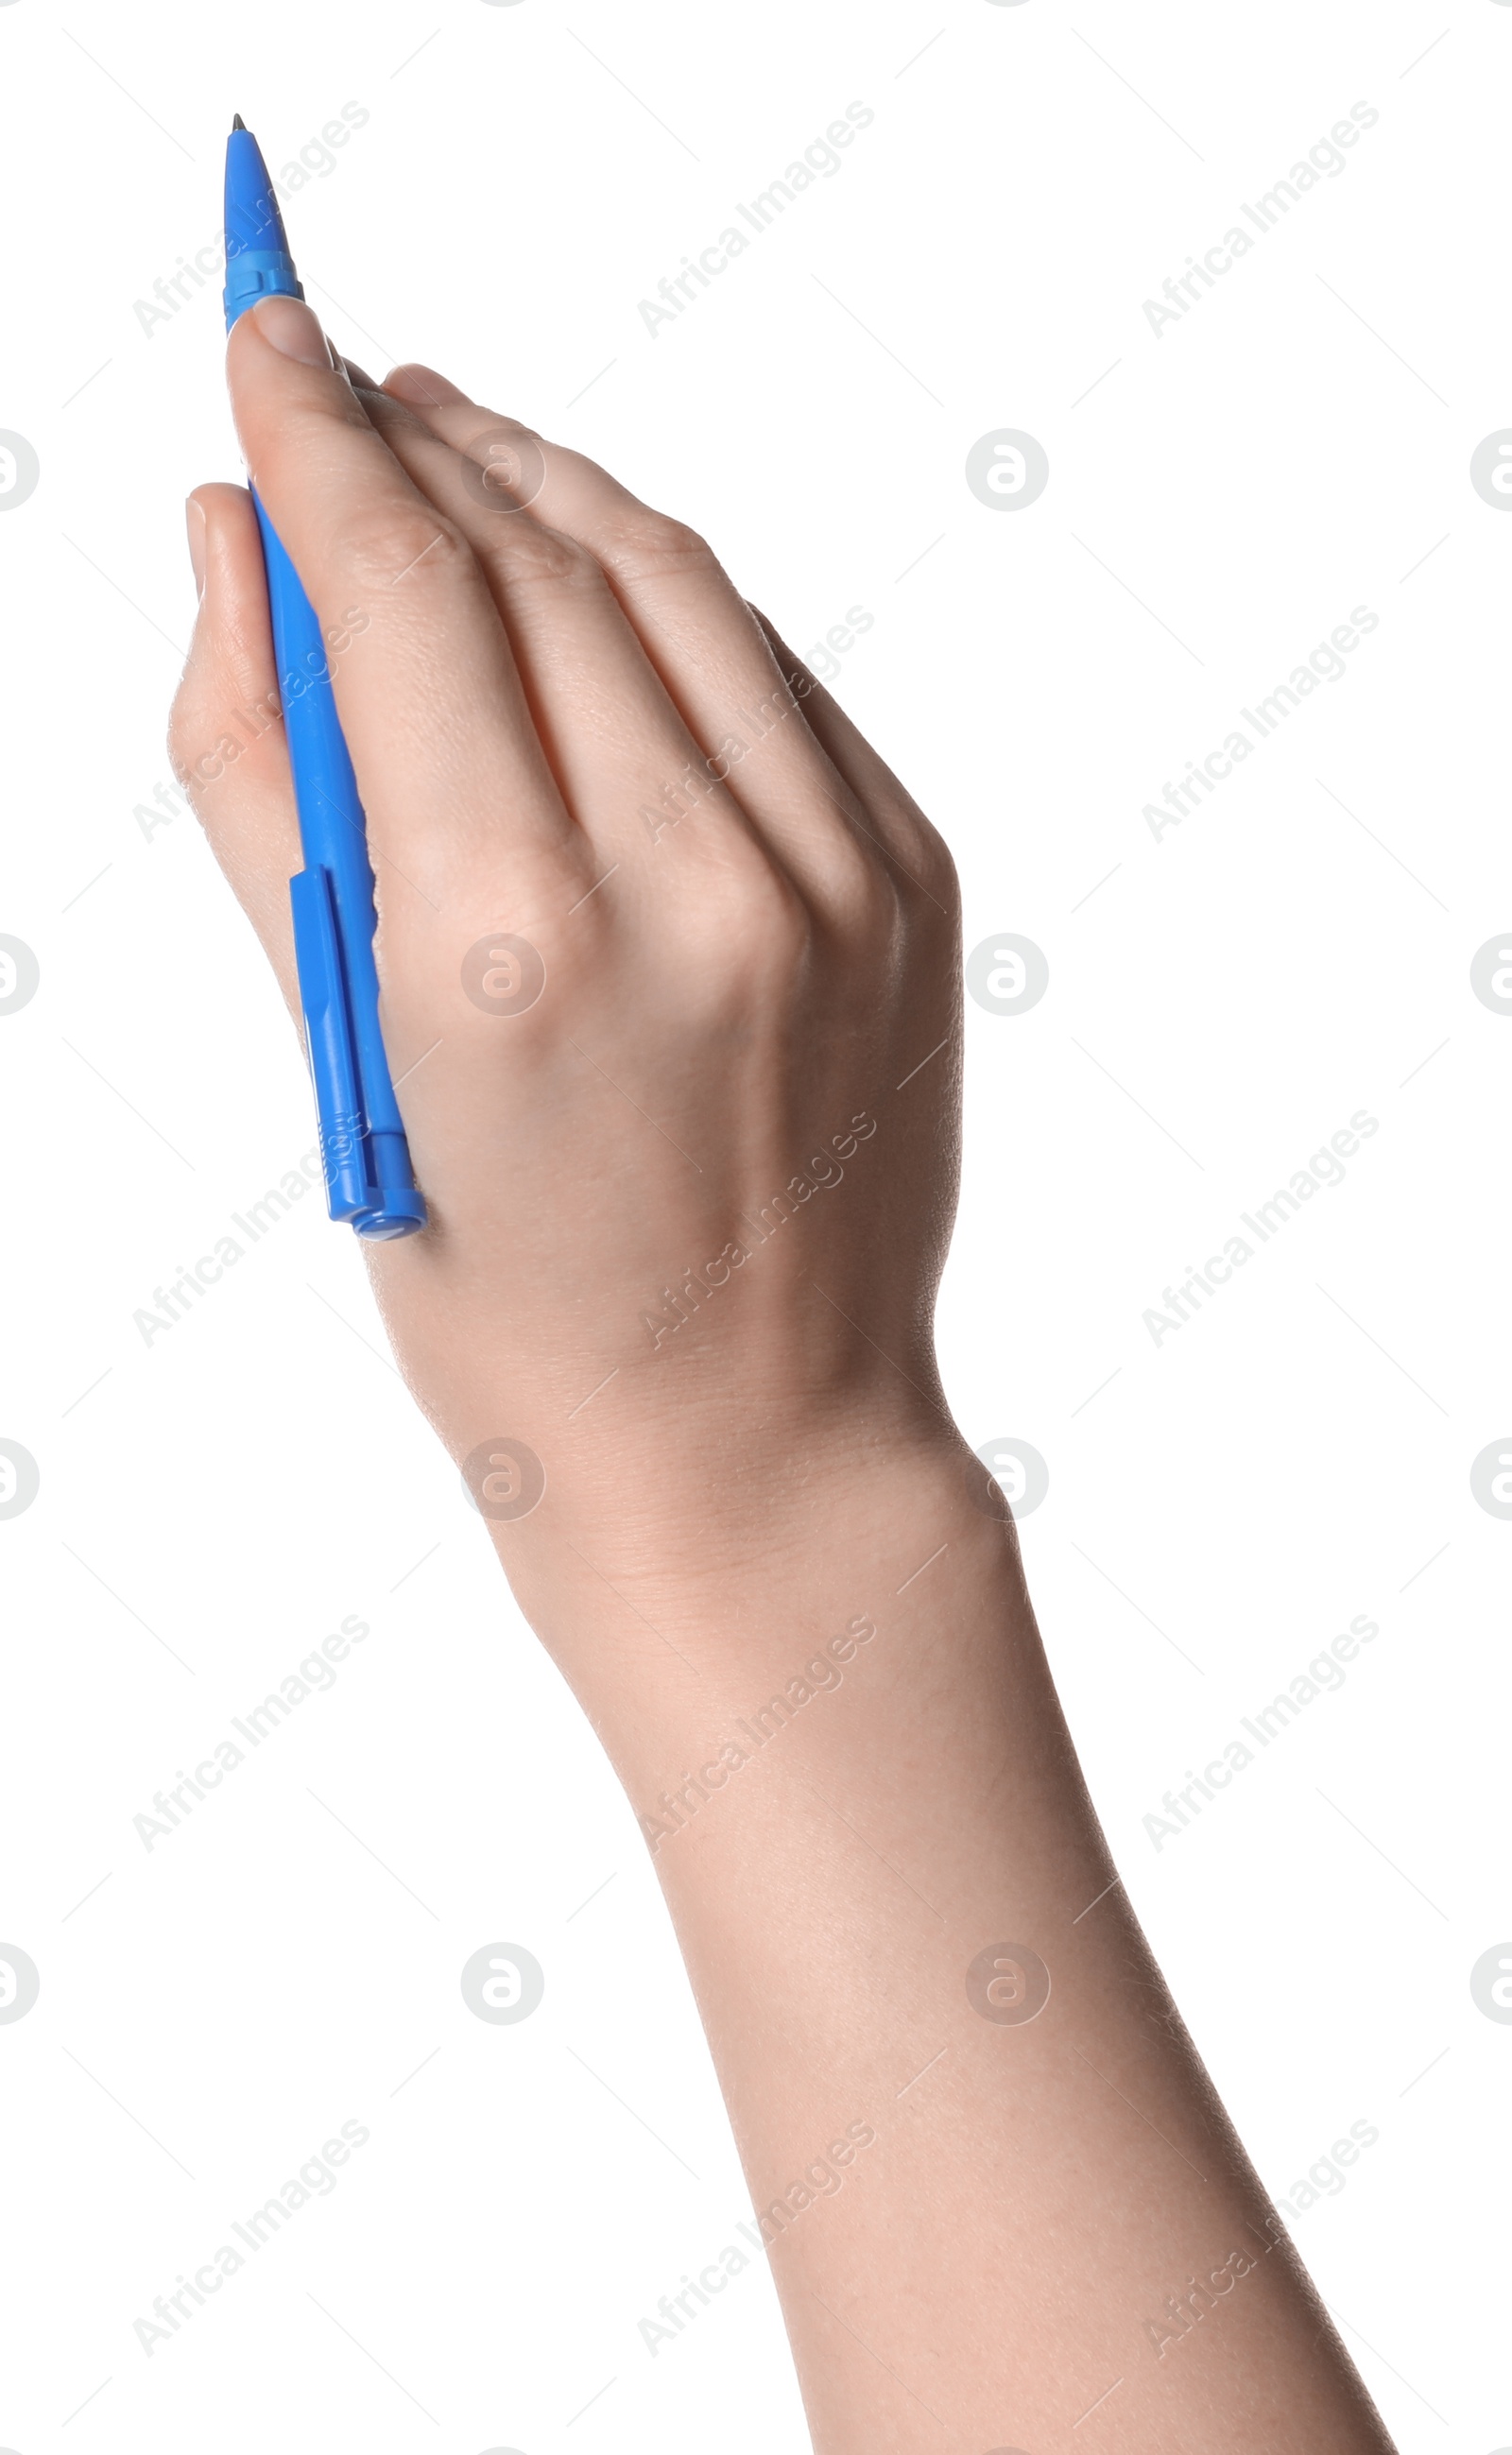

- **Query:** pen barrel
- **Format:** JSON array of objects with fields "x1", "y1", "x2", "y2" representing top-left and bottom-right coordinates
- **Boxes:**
[
  {"x1": 253, "y1": 495, "x2": 424, "y2": 1236},
  {"x1": 288, "y1": 867, "x2": 369, "y2": 1218}
]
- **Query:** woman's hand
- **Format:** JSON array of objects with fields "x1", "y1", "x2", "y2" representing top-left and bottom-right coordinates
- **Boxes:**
[{"x1": 171, "y1": 293, "x2": 964, "y2": 1628}]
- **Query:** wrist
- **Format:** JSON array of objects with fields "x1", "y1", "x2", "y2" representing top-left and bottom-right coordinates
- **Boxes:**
[
  {"x1": 486, "y1": 1393, "x2": 1012, "y2": 1708},
  {"x1": 496, "y1": 1399, "x2": 1063, "y2": 1944}
]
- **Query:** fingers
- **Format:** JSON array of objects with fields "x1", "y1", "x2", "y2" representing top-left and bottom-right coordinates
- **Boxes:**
[
  {"x1": 382, "y1": 364, "x2": 884, "y2": 914},
  {"x1": 749, "y1": 613, "x2": 959, "y2": 919},
  {"x1": 351, "y1": 377, "x2": 768, "y2": 880},
  {"x1": 168, "y1": 483, "x2": 301, "y2": 1010},
  {"x1": 226, "y1": 298, "x2": 581, "y2": 920}
]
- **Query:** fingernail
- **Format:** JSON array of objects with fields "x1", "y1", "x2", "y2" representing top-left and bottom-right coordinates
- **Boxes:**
[
  {"x1": 249, "y1": 293, "x2": 330, "y2": 365},
  {"x1": 384, "y1": 361, "x2": 472, "y2": 408},
  {"x1": 185, "y1": 495, "x2": 206, "y2": 600}
]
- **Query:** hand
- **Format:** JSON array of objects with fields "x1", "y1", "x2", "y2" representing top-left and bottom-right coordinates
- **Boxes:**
[{"x1": 172, "y1": 293, "x2": 964, "y2": 1628}]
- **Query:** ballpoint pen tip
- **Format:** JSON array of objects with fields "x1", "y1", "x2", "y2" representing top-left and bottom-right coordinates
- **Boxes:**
[{"x1": 232, "y1": 112, "x2": 247, "y2": 131}]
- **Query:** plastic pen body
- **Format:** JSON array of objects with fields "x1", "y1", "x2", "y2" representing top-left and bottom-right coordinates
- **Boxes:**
[{"x1": 222, "y1": 124, "x2": 424, "y2": 1239}]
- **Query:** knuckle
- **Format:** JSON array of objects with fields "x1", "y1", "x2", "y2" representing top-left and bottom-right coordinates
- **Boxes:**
[
  {"x1": 833, "y1": 845, "x2": 902, "y2": 937},
  {"x1": 340, "y1": 501, "x2": 472, "y2": 595},
  {"x1": 906, "y1": 815, "x2": 959, "y2": 908},
  {"x1": 795, "y1": 815, "x2": 888, "y2": 929},
  {"x1": 881, "y1": 807, "x2": 958, "y2": 918},
  {"x1": 595, "y1": 506, "x2": 718, "y2": 586},
  {"x1": 478, "y1": 517, "x2": 599, "y2": 594},
  {"x1": 694, "y1": 861, "x2": 812, "y2": 999}
]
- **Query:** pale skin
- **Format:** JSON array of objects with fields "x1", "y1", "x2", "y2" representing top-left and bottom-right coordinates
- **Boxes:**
[{"x1": 170, "y1": 290, "x2": 1398, "y2": 2452}]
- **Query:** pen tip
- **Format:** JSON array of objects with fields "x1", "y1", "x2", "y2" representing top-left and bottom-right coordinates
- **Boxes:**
[{"x1": 232, "y1": 112, "x2": 247, "y2": 131}]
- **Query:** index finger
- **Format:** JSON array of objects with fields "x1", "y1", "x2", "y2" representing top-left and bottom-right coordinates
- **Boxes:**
[{"x1": 227, "y1": 294, "x2": 579, "y2": 907}]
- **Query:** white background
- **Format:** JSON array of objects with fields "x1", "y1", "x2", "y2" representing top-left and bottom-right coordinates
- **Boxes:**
[{"x1": 1, "y1": 0, "x2": 1507, "y2": 2446}]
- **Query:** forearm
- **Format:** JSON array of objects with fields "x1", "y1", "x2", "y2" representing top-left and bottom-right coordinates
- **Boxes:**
[{"x1": 502, "y1": 1417, "x2": 1395, "y2": 2453}]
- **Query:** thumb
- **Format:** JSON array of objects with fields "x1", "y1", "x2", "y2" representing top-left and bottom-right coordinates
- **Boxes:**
[{"x1": 169, "y1": 482, "x2": 301, "y2": 1013}]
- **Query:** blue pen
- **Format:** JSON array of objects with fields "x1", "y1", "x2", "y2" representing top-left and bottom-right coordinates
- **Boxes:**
[{"x1": 222, "y1": 117, "x2": 425, "y2": 1239}]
